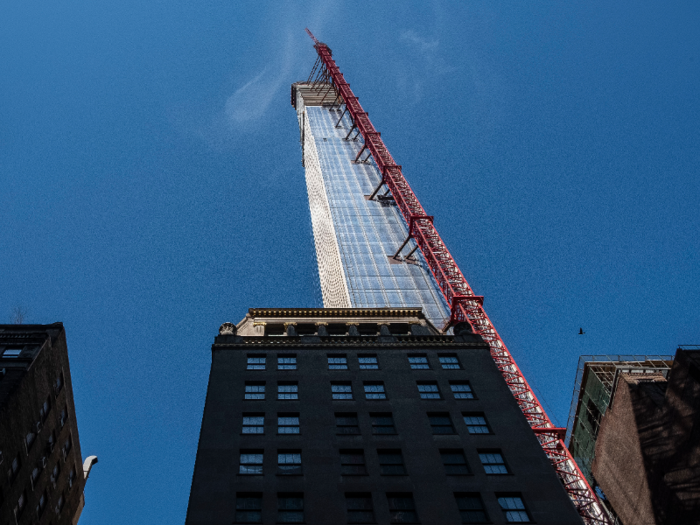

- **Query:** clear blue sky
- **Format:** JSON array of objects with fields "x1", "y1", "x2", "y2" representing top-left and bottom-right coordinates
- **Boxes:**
[{"x1": 2, "y1": 0, "x2": 698, "y2": 523}]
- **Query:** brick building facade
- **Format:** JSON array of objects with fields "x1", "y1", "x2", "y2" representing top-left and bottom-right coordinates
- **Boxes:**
[{"x1": 0, "y1": 323, "x2": 96, "y2": 525}]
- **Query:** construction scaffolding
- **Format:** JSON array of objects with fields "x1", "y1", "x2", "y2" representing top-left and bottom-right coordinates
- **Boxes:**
[{"x1": 565, "y1": 355, "x2": 675, "y2": 485}]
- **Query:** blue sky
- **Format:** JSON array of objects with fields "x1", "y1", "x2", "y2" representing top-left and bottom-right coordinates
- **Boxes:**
[{"x1": 2, "y1": 0, "x2": 699, "y2": 523}]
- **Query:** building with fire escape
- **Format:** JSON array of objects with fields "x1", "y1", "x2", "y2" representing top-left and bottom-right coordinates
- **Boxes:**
[{"x1": 186, "y1": 31, "x2": 610, "y2": 524}]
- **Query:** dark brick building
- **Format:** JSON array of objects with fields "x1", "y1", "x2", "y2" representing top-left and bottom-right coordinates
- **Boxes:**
[
  {"x1": 186, "y1": 308, "x2": 581, "y2": 524},
  {"x1": 590, "y1": 347, "x2": 700, "y2": 525},
  {"x1": 0, "y1": 323, "x2": 96, "y2": 525}
]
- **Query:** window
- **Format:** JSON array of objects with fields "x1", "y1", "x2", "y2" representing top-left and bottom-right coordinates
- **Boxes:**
[
  {"x1": 479, "y1": 451, "x2": 508, "y2": 474},
  {"x1": 69, "y1": 467, "x2": 76, "y2": 488},
  {"x1": 328, "y1": 354, "x2": 348, "y2": 370},
  {"x1": 455, "y1": 493, "x2": 488, "y2": 524},
  {"x1": 63, "y1": 435, "x2": 72, "y2": 457},
  {"x1": 57, "y1": 492, "x2": 65, "y2": 513},
  {"x1": 463, "y1": 413, "x2": 491, "y2": 435},
  {"x1": 278, "y1": 493, "x2": 304, "y2": 524},
  {"x1": 440, "y1": 449, "x2": 470, "y2": 475},
  {"x1": 450, "y1": 381, "x2": 475, "y2": 399},
  {"x1": 378, "y1": 449, "x2": 406, "y2": 475},
  {"x1": 387, "y1": 493, "x2": 419, "y2": 524},
  {"x1": 371, "y1": 413, "x2": 396, "y2": 435},
  {"x1": 31, "y1": 466, "x2": 40, "y2": 485},
  {"x1": 278, "y1": 382, "x2": 299, "y2": 400},
  {"x1": 278, "y1": 450, "x2": 302, "y2": 475},
  {"x1": 358, "y1": 354, "x2": 378, "y2": 370},
  {"x1": 14, "y1": 490, "x2": 26, "y2": 518},
  {"x1": 364, "y1": 382, "x2": 386, "y2": 400},
  {"x1": 346, "y1": 493, "x2": 375, "y2": 524},
  {"x1": 497, "y1": 494, "x2": 530, "y2": 523},
  {"x1": 332, "y1": 382, "x2": 353, "y2": 400},
  {"x1": 429, "y1": 413, "x2": 455, "y2": 434},
  {"x1": 36, "y1": 490, "x2": 47, "y2": 516},
  {"x1": 278, "y1": 355, "x2": 297, "y2": 370},
  {"x1": 10, "y1": 454, "x2": 21, "y2": 481},
  {"x1": 235, "y1": 493, "x2": 262, "y2": 523},
  {"x1": 340, "y1": 449, "x2": 367, "y2": 475},
  {"x1": 336, "y1": 413, "x2": 360, "y2": 435},
  {"x1": 242, "y1": 414, "x2": 264, "y2": 434},
  {"x1": 439, "y1": 354, "x2": 461, "y2": 369},
  {"x1": 40, "y1": 396, "x2": 51, "y2": 421},
  {"x1": 408, "y1": 354, "x2": 429, "y2": 370},
  {"x1": 59, "y1": 407, "x2": 67, "y2": 428},
  {"x1": 26, "y1": 431, "x2": 36, "y2": 450},
  {"x1": 247, "y1": 355, "x2": 266, "y2": 370},
  {"x1": 278, "y1": 414, "x2": 300, "y2": 434},
  {"x1": 55, "y1": 373, "x2": 63, "y2": 393},
  {"x1": 51, "y1": 463, "x2": 60, "y2": 484},
  {"x1": 239, "y1": 450, "x2": 263, "y2": 475},
  {"x1": 245, "y1": 382, "x2": 265, "y2": 400},
  {"x1": 2, "y1": 348, "x2": 21, "y2": 358},
  {"x1": 417, "y1": 381, "x2": 441, "y2": 400}
]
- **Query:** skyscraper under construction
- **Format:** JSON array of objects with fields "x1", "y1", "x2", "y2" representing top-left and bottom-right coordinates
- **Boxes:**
[{"x1": 186, "y1": 31, "x2": 608, "y2": 525}]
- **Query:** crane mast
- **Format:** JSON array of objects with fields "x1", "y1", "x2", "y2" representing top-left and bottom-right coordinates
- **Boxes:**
[{"x1": 304, "y1": 29, "x2": 610, "y2": 525}]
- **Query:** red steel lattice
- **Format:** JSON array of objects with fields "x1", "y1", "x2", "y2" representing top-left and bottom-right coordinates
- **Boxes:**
[{"x1": 303, "y1": 28, "x2": 610, "y2": 525}]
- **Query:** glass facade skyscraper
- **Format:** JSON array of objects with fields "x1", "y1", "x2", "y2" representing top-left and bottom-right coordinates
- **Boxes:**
[{"x1": 293, "y1": 83, "x2": 450, "y2": 327}]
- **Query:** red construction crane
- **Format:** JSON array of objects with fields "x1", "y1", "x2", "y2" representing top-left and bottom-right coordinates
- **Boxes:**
[{"x1": 303, "y1": 28, "x2": 610, "y2": 525}]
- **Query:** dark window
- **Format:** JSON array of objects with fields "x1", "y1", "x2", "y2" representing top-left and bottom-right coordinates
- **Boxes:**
[
  {"x1": 440, "y1": 449, "x2": 470, "y2": 475},
  {"x1": 278, "y1": 382, "x2": 299, "y2": 400},
  {"x1": 408, "y1": 354, "x2": 429, "y2": 370},
  {"x1": 340, "y1": 449, "x2": 367, "y2": 475},
  {"x1": 463, "y1": 413, "x2": 491, "y2": 435},
  {"x1": 450, "y1": 381, "x2": 475, "y2": 399},
  {"x1": 55, "y1": 373, "x2": 64, "y2": 393},
  {"x1": 26, "y1": 431, "x2": 36, "y2": 450},
  {"x1": 239, "y1": 450, "x2": 263, "y2": 475},
  {"x1": 59, "y1": 407, "x2": 67, "y2": 428},
  {"x1": 429, "y1": 413, "x2": 456, "y2": 434},
  {"x1": 387, "y1": 493, "x2": 419, "y2": 523},
  {"x1": 479, "y1": 450, "x2": 508, "y2": 474},
  {"x1": 36, "y1": 489, "x2": 47, "y2": 516},
  {"x1": 14, "y1": 490, "x2": 26, "y2": 518},
  {"x1": 439, "y1": 353, "x2": 461, "y2": 369},
  {"x1": 62, "y1": 436, "x2": 72, "y2": 458},
  {"x1": 332, "y1": 382, "x2": 353, "y2": 400},
  {"x1": 39, "y1": 396, "x2": 51, "y2": 421},
  {"x1": 455, "y1": 493, "x2": 489, "y2": 523},
  {"x1": 336, "y1": 413, "x2": 360, "y2": 435},
  {"x1": 278, "y1": 493, "x2": 304, "y2": 523},
  {"x1": 278, "y1": 355, "x2": 297, "y2": 370},
  {"x1": 2, "y1": 348, "x2": 21, "y2": 358},
  {"x1": 417, "y1": 381, "x2": 441, "y2": 400},
  {"x1": 10, "y1": 454, "x2": 21, "y2": 481},
  {"x1": 586, "y1": 397, "x2": 602, "y2": 437},
  {"x1": 358, "y1": 354, "x2": 379, "y2": 369},
  {"x1": 245, "y1": 382, "x2": 265, "y2": 400},
  {"x1": 235, "y1": 493, "x2": 262, "y2": 523},
  {"x1": 346, "y1": 493, "x2": 375, "y2": 524},
  {"x1": 378, "y1": 449, "x2": 406, "y2": 475},
  {"x1": 364, "y1": 382, "x2": 386, "y2": 400},
  {"x1": 247, "y1": 355, "x2": 266, "y2": 370},
  {"x1": 371, "y1": 413, "x2": 396, "y2": 435},
  {"x1": 278, "y1": 414, "x2": 300, "y2": 434},
  {"x1": 69, "y1": 467, "x2": 76, "y2": 488},
  {"x1": 328, "y1": 354, "x2": 348, "y2": 370},
  {"x1": 278, "y1": 450, "x2": 302, "y2": 475},
  {"x1": 242, "y1": 413, "x2": 264, "y2": 434},
  {"x1": 497, "y1": 494, "x2": 531, "y2": 523}
]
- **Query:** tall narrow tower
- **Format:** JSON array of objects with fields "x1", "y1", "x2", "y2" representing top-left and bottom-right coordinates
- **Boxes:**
[
  {"x1": 293, "y1": 31, "x2": 610, "y2": 525},
  {"x1": 292, "y1": 80, "x2": 449, "y2": 326}
]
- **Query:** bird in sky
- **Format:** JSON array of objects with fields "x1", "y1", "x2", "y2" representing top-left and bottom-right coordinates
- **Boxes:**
[{"x1": 579, "y1": 328, "x2": 585, "y2": 335}]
